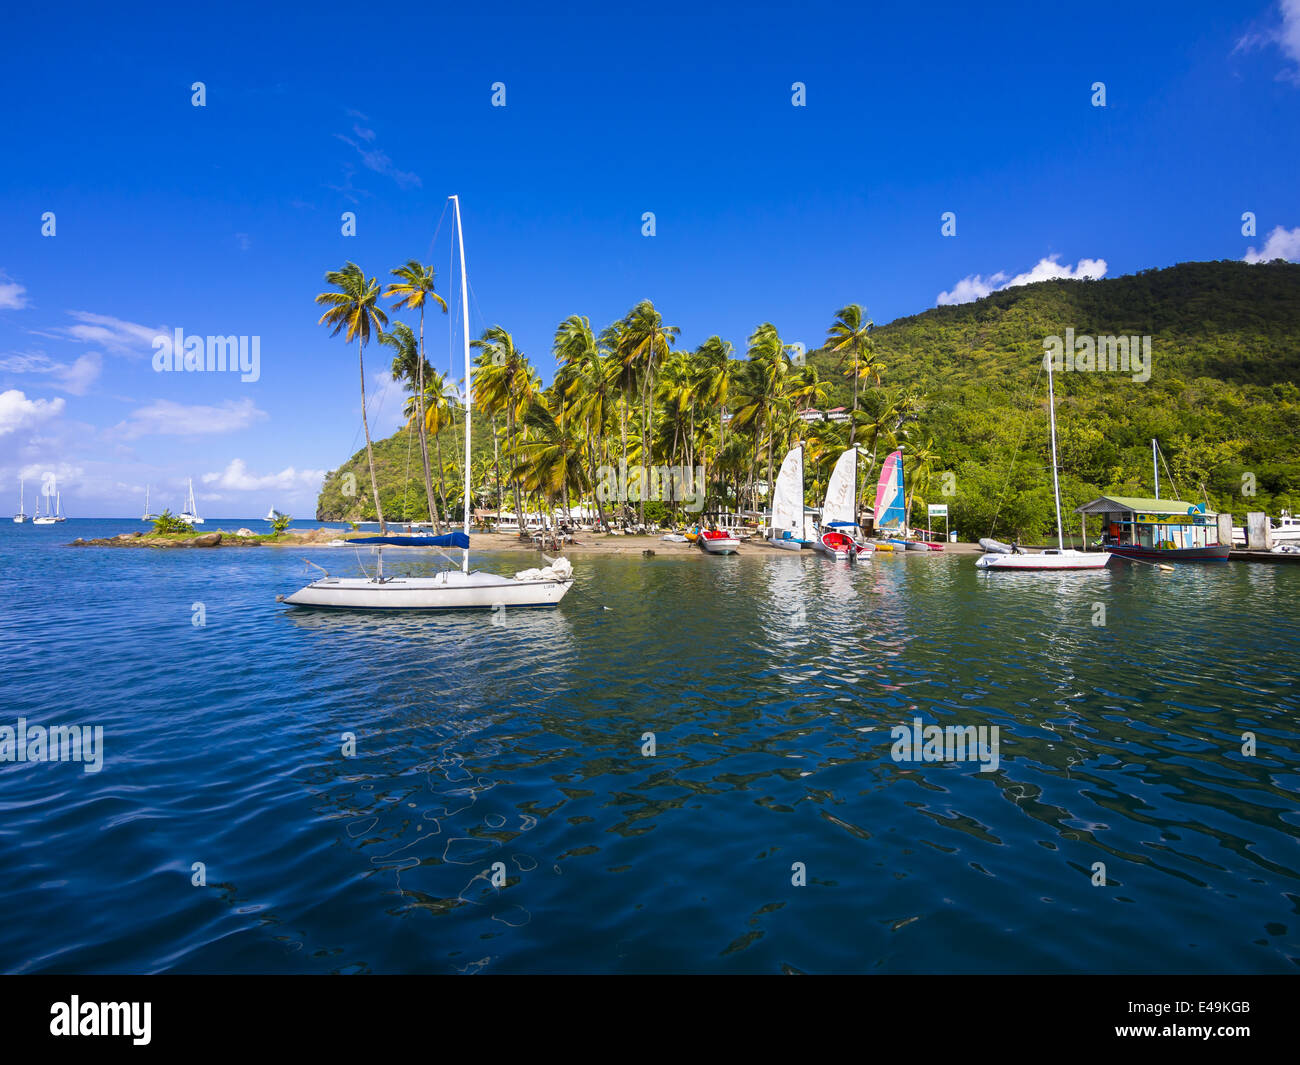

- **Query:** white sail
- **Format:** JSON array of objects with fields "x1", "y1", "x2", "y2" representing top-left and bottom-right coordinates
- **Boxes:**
[
  {"x1": 770, "y1": 445, "x2": 804, "y2": 536},
  {"x1": 821, "y1": 448, "x2": 858, "y2": 530}
]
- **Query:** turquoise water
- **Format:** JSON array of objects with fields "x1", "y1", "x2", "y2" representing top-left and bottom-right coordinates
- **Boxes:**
[{"x1": 1, "y1": 520, "x2": 1297, "y2": 973}]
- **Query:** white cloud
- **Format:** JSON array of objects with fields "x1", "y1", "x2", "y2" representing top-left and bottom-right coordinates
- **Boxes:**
[
  {"x1": 938, "y1": 255, "x2": 1108, "y2": 305},
  {"x1": 1243, "y1": 224, "x2": 1300, "y2": 263},
  {"x1": 201, "y1": 459, "x2": 326, "y2": 493},
  {"x1": 0, "y1": 274, "x2": 30, "y2": 310},
  {"x1": 113, "y1": 397, "x2": 267, "y2": 439},
  {"x1": 1235, "y1": 1, "x2": 1300, "y2": 82},
  {"x1": 55, "y1": 311, "x2": 166, "y2": 357},
  {"x1": 0, "y1": 389, "x2": 65, "y2": 437},
  {"x1": 0, "y1": 350, "x2": 102, "y2": 395}
]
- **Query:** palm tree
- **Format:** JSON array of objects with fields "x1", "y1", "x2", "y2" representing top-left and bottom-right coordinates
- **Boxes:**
[
  {"x1": 613, "y1": 300, "x2": 678, "y2": 525},
  {"x1": 732, "y1": 323, "x2": 794, "y2": 508},
  {"x1": 472, "y1": 327, "x2": 537, "y2": 537},
  {"x1": 825, "y1": 304, "x2": 876, "y2": 445},
  {"x1": 693, "y1": 336, "x2": 735, "y2": 512},
  {"x1": 385, "y1": 260, "x2": 448, "y2": 528},
  {"x1": 316, "y1": 262, "x2": 389, "y2": 530},
  {"x1": 380, "y1": 322, "x2": 440, "y2": 528},
  {"x1": 554, "y1": 315, "x2": 618, "y2": 530}
]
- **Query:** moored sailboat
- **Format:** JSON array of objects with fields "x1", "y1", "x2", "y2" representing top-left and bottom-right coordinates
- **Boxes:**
[
  {"x1": 283, "y1": 195, "x2": 575, "y2": 611},
  {"x1": 179, "y1": 479, "x2": 203, "y2": 525},
  {"x1": 13, "y1": 477, "x2": 27, "y2": 523},
  {"x1": 976, "y1": 357, "x2": 1111, "y2": 573}
]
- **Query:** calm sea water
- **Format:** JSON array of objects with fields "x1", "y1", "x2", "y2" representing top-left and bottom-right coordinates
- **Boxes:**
[{"x1": 1, "y1": 519, "x2": 1297, "y2": 973}]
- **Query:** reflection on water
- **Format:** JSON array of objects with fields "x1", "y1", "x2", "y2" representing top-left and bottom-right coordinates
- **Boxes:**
[{"x1": 0, "y1": 524, "x2": 1296, "y2": 972}]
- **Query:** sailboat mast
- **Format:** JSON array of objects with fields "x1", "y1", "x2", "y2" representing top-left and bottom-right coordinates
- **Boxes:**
[
  {"x1": 1152, "y1": 438, "x2": 1159, "y2": 500},
  {"x1": 452, "y1": 195, "x2": 473, "y2": 573},
  {"x1": 1046, "y1": 356, "x2": 1065, "y2": 550}
]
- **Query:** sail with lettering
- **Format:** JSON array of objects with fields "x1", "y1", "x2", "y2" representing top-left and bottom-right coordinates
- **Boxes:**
[{"x1": 821, "y1": 448, "x2": 858, "y2": 530}]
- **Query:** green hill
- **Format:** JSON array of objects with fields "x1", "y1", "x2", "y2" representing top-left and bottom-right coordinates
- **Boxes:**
[{"x1": 807, "y1": 259, "x2": 1300, "y2": 539}]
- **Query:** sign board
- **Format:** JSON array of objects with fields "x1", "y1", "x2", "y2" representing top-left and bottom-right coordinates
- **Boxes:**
[{"x1": 927, "y1": 504, "x2": 948, "y2": 517}]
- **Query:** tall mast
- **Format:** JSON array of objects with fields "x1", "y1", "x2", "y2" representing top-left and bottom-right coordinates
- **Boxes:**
[
  {"x1": 452, "y1": 195, "x2": 473, "y2": 573},
  {"x1": 1152, "y1": 438, "x2": 1159, "y2": 500},
  {"x1": 1046, "y1": 356, "x2": 1065, "y2": 550}
]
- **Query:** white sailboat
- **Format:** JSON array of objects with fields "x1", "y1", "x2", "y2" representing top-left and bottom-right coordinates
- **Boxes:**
[
  {"x1": 976, "y1": 356, "x2": 1111, "y2": 573},
  {"x1": 815, "y1": 448, "x2": 874, "y2": 562},
  {"x1": 13, "y1": 477, "x2": 27, "y2": 523},
  {"x1": 767, "y1": 443, "x2": 808, "y2": 550},
  {"x1": 142, "y1": 485, "x2": 157, "y2": 522},
  {"x1": 283, "y1": 195, "x2": 576, "y2": 611},
  {"x1": 179, "y1": 479, "x2": 203, "y2": 525},
  {"x1": 34, "y1": 489, "x2": 66, "y2": 524},
  {"x1": 266, "y1": 506, "x2": 286, "y2": 522}
]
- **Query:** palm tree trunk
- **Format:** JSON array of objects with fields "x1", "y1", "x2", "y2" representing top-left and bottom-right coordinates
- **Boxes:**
[
  {"x1": 508, "y1": 404, "x2": 525, "y2": 539},
  {"x1": 435, "y1": 432, "x2": 450, "y2": 528},
  {"x1": 415, "y1": 308, "x2": 440, "y2": 529},
  {"x1": 359, "y1": 339, "x2": 386, "y2": 532},
  {"x1": 492, "y1": 414, "x2": 503, "y2": 525},
  {"x1": 849, "y1": 348, "x2": 859, "y2": 446}
]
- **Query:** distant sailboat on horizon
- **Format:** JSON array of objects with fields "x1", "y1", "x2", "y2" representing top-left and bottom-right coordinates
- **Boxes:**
[
  {"x1": 179, "y1": 479, "x2": 203, "y2": 525},
  {"x1": 33, "y1": 488, "x2": 66, "y2": 524},
  {"x1": 13, "y1": 477, "x2": 28, "y2": 523},
  {"x1": 142, "y1": 485, "x2": 157, "y2": 522}
]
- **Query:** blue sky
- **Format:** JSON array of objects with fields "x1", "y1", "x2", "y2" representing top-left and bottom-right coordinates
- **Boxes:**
[{"x1": 1, "y1": 0, "x2": 1297, "y2": 517}]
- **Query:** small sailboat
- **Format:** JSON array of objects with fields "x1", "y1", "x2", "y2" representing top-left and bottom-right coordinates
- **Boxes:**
[
  {"x1": 976, "y1": 357, "x2": 1111, "y2": 573},
  {"x1": 767, "y1": 443, "x2": 809, "y2": 550},
  {"x1": 815, "y1": 448, "x2": 873, "y2": 562},
  {"x1": 266, "y1": 506, "x2": 286, "y2": 523},
  {"x1": 179, "y1": 479, "x2": 203, "y2": 525},
  {"x1": 283, "y1": 195, "x2": 575, "y2": 611},
  {"x1": 872, "y1": 449, "x2": 907, "y2": 548},
  {"x1": 142, "y1": 485, "x2": 157, "y2": 522},
  {"x1": 13, "y1": 477, "x2": 27, "y2": 523}
]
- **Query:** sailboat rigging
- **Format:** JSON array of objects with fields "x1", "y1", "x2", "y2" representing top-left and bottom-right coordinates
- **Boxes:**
[{"x1": 283, "y1": 196, "x2": 575, "y2": 610}]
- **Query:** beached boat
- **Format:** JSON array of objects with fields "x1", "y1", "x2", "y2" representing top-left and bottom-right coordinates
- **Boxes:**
[
  {"x1": 977, "y1": 357, "x2": 1110, "y2": 573},
  {"x1": 179, "y1": 479, "x2": 203, "y2": 525},
  {"x1": 13, "y1": 477, "x2": 27, "y2": 523},
  {"x1": 871, "y1": 449, "x2": 910, "y2": 550},
  {"x1": 767, "y1": 444, "x2": 809, "y2": 550},
  {"x1": 283, "y1": 196, "x2": 575, "y2": 611},
  {"x1": 815, "y1": 448, "x2": 872, "y2": 561},
  {"x1": 698, "y1": 528, "x2": 740, "y2": 554}
]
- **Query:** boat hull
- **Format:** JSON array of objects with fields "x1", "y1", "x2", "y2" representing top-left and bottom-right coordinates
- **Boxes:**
[
  {"x1": 815, "y1": 532, "x2": 867, "y2": 562},
  {"x1": 976, "y1": 550, "x2": 1111, "y2": 571},
  {"x1": 283, "y1": 572, "x2": 574, "y2": 610},
  {"x1": 766, "y1": 534, "x2": 804, "y2": 551},
  {"x1": 698, "y1": 535, "x2": 740, "y2": 555},
  {"x1": 1106, "y1": 544, "x2": 1229, "y2": 562}
]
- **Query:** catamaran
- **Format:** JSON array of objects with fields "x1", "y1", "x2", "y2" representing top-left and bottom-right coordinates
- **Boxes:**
[
  {"x1": 283, "y1": 195, "x2": 576, "y2": 611},
  {"x1": 33, "y1": 489, "x2": 66, "y2": 524},
  {"x1": 976, "y1": 357, "x2": 1111, "y2": 572},
  {"x1": 179, "y1": 479, "x2": 203, "y2": 525},
  {"x1": 13, "y1": 477, "x2": 27, "y2": 523},
  {"x1": 815, "y1": 448, "x2": 873, "y2": 562},
  {"x1": 767, "y1": 443, "x2": 810, "y2": 550}
]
